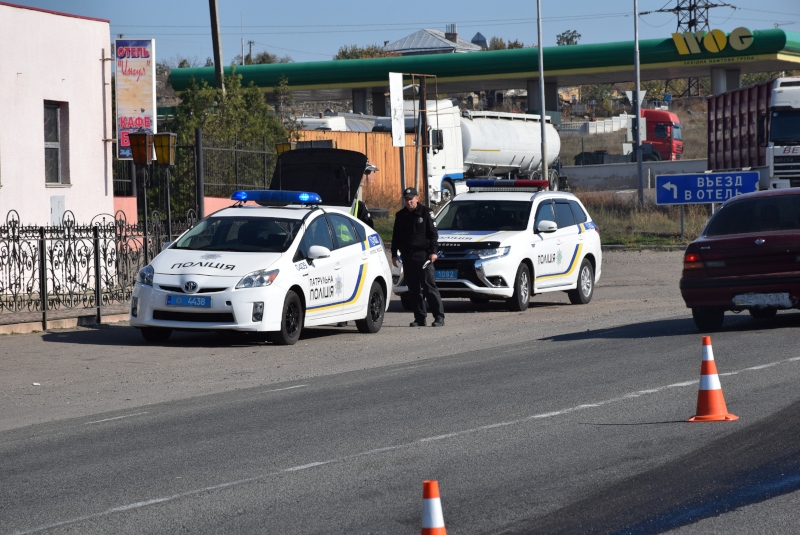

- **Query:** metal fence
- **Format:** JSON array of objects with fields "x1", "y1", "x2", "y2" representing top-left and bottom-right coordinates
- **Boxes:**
[{"x1": 0, "y1": 209, "x2": 196, "y2": 329}]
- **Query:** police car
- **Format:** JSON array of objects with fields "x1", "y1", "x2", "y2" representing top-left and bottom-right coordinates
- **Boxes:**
[
  {"x1": 393, "y1": 179, "x2": 602, "y2": 310},
  {"x1": 130, "y1": 190, "x2": 392, "y2": 345}
]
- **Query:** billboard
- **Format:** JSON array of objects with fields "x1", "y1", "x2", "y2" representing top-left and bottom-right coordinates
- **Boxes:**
[{"x1": 115, "y1": 39, "x2": 156, "y2": 159}]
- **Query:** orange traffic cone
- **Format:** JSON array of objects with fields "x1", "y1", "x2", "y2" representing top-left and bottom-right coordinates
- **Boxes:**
[
  {"x1": 687, "y1": 336, "x2": 738, "y2": 422},
  {"x1": 421, "y1": 480, "x2": 447, "y2": 535}
]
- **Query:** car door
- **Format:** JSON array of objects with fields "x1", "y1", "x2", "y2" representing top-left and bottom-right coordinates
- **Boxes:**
[
  {"x1": 532, "y1": 199, "x2": 562, "y2": 288},
  {"x1": 550, "y1": 200, "x2": 582, "y2": 286},
  {"x1": 327, "y1": 212, "x2": 368, "y2": 317},
  {"x1": 296, "y1": 214, "x2": 342, "y2": 320}
]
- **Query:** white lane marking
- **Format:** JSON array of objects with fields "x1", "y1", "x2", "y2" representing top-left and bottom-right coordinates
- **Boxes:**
[
  {"x1": 14, "y1": 354, "x2": 800, "y2": 534},
  {"x1": 262, "y1": 385, "x2": 307, "y2": 393},
  {"x1": 85, "y1": 413, "x2": 148, "y2": 425}
]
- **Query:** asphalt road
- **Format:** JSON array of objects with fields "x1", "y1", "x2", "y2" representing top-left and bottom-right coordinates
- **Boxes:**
[{"x1": 2, "y1": 251, "x2": 799, "y2": 534}]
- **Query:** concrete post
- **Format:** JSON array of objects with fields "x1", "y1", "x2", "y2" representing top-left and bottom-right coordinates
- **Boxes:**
[
  {"x1": 726, "y1": 69, "x2": 741, "y2": 91},
  {"x1": 710, "y1": 68, "x2": 727, "y2": 95},
  {"x1": 352, "y1": 89, "x2": 368, "y2": 114}
]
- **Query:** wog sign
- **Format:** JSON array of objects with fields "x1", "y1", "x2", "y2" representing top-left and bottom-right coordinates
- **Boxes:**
[
  {"x1": 672, "y1": 27, "x2": 753, "y2": 56},
  {"x1": 115, "y1": 39, "x2": 156, "y2": 159}
]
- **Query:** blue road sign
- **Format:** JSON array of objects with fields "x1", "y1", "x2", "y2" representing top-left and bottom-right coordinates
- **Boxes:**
[{"x1": 655, "y1": 171, "x2": 759, "y2": 205}]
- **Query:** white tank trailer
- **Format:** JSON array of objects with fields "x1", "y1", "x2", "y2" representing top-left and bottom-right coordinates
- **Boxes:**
[{"x1": 376, "y1": 99, "x2": 562, "y2": 204}]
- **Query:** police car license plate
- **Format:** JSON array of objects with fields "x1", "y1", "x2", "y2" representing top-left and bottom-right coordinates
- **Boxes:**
[
  {"x1": 435, "y1": 270, "x2": 458, "y2": 280},
  {"x1": 166, "y1": 295, "x2": 212, "y2": 308}
]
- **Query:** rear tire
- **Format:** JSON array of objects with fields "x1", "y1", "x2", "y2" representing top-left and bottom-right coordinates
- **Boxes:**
[
  {"x1": 269, "y1": 291, "x2": 303, "y2": 345},
  {"x1": 140, "y1": 327, "x2": 172, "y2": 343},
  {"x1": 692, "y1": 307, "x2": 725, "y2": 331},
  {"x1": 400, "y1": 292, "x2": 414, "y2": 311},
  {"x1": 567, "y1": 259, "x2": 594, "y2": 305},
  {"x1": 749, "y1": 307, "x2": 778, "y2": 320},
  {"x1": 506, "y1": 264, "x2": 531, "y2": 312},
  {"x1": 356, "y1": 282, "x2": 385, "y2": 333},
  {"x1": 441, "y1": 181, "x2": 455, "y2": 204},
  {"x1": 548, "y1": 170, "x2": 559, "y2": 191}
]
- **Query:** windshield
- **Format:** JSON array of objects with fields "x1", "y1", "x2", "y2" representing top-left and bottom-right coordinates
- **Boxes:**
[
  {"x1": 704, "y1": 196, "x2": 800, "y2": 236},
  {"x1": 437, "y1": 200, "x2": 532, "y2": 231},
  {"x1": 672, "y1": 123, "x2": 682, "y2": 141},
  {"x1": 770, "y1": 110, "x2": 800, "y2": 145},
  {"x1": 174, "y1": 216, "x2": 303, "y2": 252}
]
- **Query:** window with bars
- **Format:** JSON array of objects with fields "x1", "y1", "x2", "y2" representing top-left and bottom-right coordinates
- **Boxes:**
[{"x1": 44, "y1": 101, "x2": 70, "y2": 185}]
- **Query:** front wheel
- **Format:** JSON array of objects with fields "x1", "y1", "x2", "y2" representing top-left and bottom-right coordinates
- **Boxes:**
[
  {"x1": 441, "y1": 181, "x2": 455, "y2": 204},
  {"x1": 269, "y1": 291, "x2": 303, "y2": 345},
  {"x1": 506, "y1": 263, "x2": 531, "y2": 312},
  {"x1": 568, "y1": 259, "x2": 594, "y2": 305},
  {"x1": 692, "y1": 307, "x2": 725, "y2": 332},
  {"x1": 356, "y1": 282, "x2": 385, "y2": 333}
]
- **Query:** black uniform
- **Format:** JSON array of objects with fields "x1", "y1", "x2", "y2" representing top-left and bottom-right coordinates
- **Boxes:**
[{"x1": 391, "y1": 203, "x2": 445, "y2": 325}]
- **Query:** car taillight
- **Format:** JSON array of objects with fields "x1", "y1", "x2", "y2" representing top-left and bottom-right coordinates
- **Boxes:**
[{"x1": 684, "y1": 252, "x2": 704, "y2": 270}]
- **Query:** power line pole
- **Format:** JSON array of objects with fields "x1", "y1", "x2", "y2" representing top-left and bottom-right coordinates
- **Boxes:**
[
  {"x1": 644, "y1": 1, "x2": 733, "y2": 96},
  {"x1": 208, "y1": 0, "x2": 225, "y2": 93},
  {"x1": 248, "y1": 40, "x2": 255, "y2": 64}
]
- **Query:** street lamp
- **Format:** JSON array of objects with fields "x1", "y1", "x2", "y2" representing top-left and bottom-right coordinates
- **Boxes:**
[
  {"x1": 128, "y1": 130, "x2": 154, "y2": 262},
  {"x1": 154, "y1": 132, "x2": 177, "y2": 242}
]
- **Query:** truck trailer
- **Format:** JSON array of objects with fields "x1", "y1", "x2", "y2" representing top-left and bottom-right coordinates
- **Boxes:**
[
  {"x1": 707, "y1": 76, "x2": 800, "y2": 189},
  {"x1": 375, "y1": 99, "x2": 561, "y2": 204}
]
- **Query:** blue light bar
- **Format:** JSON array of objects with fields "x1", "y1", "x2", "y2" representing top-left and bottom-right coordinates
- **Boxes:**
[{"x1": 230, "y1": 190, "x2": 322, "y2": 205}]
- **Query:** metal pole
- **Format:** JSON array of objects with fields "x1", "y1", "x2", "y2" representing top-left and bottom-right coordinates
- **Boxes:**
[
  {"x1": 142, "y1": 167, "x2": 149, "y2": 263},
  {"x1": 165, "y1": 166, "x2": 173, "y2": 242},
  {"x1": 128, "y1": 159, "x2": 137, "y2": 196},
  {"x1": 195, "y1": 128, "x2": 205, "y2": 219},
  {"x1": 419, "y1": 77, "x2": 429, "y2": 204},
  {"x1": 264, "y1": 136, "x2": 268, "y2": 188},
  {"x1": 537, "y1": 0, "x2": 549, "y2": 186},
  {"x1": 399, "y1": 146, "x2": 406, "y2": 196},
  {"x1": 38, "y1": 227, "x2": 48, "y2": 331},
  {"x1": 680, "y1": 205, "x2": 685, "y2": 242},
  {"x1": 93, "y1": 226, "x2": 102, "y2": 324},
  {"x1": 634, "y1": 0, "x2": 645, "y2": 206}
]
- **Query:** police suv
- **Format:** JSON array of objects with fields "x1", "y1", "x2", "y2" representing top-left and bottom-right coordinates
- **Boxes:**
[
  {"x1": 394, "y1": 180, "x2": 602, "y2": 310},
  {"x1": 130, "y1": 190, "x2": 392, "y2": 345}
]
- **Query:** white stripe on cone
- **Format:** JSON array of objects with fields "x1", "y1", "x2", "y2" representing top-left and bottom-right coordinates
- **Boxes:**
[
  {"x1": 702, "y1": 345, "x2": 714, "y2": 360},
  {"x1": 422, "y1": 498, "x2": 445, "y2": 528},
  {"x1": 699, "y1": 374, "x2": 722, "y2": 390}
]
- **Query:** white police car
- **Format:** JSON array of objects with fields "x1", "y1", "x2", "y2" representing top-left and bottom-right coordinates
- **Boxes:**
[
  {"x1": 394, "y1": 179, "x2": 601, "y2": 310},
  {"x1": 130, "y1": 190, "x2": 392, "y2": 345}
]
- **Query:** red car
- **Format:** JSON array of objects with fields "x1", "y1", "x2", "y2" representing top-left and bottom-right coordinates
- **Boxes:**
[{"x1": 680, "y1": 188, "x2": 800, "y2": 331}]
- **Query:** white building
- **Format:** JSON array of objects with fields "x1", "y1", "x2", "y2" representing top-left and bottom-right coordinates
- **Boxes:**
[{"x1": 0, "y1": 2, "x2": 113, "y2": 226}]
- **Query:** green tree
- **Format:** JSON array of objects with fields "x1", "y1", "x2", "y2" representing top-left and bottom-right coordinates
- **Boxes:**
[
  {"x1": 556, "y1": 30, "x2": 581, "y2": 46},
  {"x1": 272, "y1": 75, "x2": 301, "y2": 141},
  {"x1": 488, "y1": 36, "x2": 506, "y2": 50},
  {"x1": 232, "y1": 50, "x2": 293, "y2": 66},
  {"x1": 507, "y1": 39, "x2": 525, "y2": 49},
  {"x1": 334, "y1": 44, "x2": 396, "y2": 60}
]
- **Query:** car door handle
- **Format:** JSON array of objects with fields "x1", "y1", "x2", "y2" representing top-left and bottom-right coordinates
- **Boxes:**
[
  {"x1": 361, "y1": 251, "x2": 369, "y2": 260},
  {"x1": 334, "y1": 262, "x2": 342, "y2": 270},
  {"x1": 556, "y1": 239, "x2": 563, "y2": 245}
]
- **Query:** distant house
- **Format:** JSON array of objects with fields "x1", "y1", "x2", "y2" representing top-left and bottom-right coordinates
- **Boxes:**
[
  {"x1": 384, "y1": 24, "x2": 482, "y2": 56},
  {"x1": 0, "y1": 2, "x2": 113, "y2": 226},
  {"x1": 471, "y1": 32, "x2": 488, "y2": 49}
]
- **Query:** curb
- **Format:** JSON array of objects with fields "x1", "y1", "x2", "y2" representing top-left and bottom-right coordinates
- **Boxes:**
[{"x1": 0, "y1": 313, "x2": 130, "y2": 335}]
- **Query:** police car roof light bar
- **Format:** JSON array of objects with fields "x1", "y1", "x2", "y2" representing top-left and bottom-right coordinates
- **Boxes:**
[
  {"x1": 465, "y1": 179, "x2": 549, "y2": 192},
  {"x1": 230, "y1": 190, "x2": 323, "y2": 206}
]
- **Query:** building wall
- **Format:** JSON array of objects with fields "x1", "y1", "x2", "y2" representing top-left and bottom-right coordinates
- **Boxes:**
[{"x1": 0, "y1": 3, "x2": 112, "y2": 226}]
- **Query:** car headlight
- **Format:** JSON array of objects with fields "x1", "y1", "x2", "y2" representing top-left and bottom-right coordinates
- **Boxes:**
[
  {"x1": 236, "y1": 269, "x2": 279, "y2": 289},
  {"x1": 464, "y1": 247, "x2": 510, "y2": 259},
  {"x1": 137, "y1": 265, "x2": 154, "y2": 286}
]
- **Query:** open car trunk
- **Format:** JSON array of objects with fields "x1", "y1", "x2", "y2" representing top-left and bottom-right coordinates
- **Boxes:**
[{"x1": 270, "y1": 148, "x2": 367, "y2": 208}]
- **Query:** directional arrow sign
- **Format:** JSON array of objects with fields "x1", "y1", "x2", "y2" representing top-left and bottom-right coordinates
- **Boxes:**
[{"x1": 655, "y1": 172, "x2": 760, "y2": 205}]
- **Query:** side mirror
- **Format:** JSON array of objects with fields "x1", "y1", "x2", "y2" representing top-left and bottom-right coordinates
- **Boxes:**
[
  {"x1": 162, "y1": 241, "x2": 173, "y2": 251},
  {"x1": 536, "y1": 220, "x2": 558, "y2": 233},
  {"x1": 307, "y1": 245, "x2": 331, "y2": 260}
]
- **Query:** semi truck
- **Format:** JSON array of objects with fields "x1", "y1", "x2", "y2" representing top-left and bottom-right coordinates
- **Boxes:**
[
  {"x1": 573, "y1": 108, "x2": 683, "y2": 165},
  {"x1": 374, "y1": 99, "x2": 562, "y2": 204},
  {"x1": 707, "y1": 76, "x2": 800, "y2": 189}
]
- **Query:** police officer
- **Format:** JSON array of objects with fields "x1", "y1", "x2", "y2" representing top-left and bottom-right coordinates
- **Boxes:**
[{"x1": 391, "y1": 187, "x2": 445, "y2": 327}]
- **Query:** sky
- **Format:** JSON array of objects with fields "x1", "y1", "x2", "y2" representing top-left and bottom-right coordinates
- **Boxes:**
[{"x1": 7, "y1": 0, "x2": 799, "y2": 65}]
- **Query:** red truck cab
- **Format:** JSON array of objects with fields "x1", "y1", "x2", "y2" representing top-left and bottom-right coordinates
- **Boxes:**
[{"x1": 642, "y1": 109, "x2": 683, "y2": 161}]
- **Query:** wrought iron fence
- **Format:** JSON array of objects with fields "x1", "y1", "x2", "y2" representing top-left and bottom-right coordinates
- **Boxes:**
[
  {"x1": 202, "y1": 137, "x2": 278, "y2": 198},
  {"x1": 0, "y1": 209, "x2": 196, "y2": 329}
]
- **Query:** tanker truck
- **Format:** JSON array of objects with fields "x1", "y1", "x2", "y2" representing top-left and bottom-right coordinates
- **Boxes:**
[
  {"x1": 708, "y1": 76, "x2": 800, "y2": 189},
  {"x1": 375, "y1": 99, "x2": 562, "y2": 204}
]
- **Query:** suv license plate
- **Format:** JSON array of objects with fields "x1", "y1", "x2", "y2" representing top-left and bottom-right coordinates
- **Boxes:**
[
  {"x1": 166, "y1": 295, "x2": 212, "y2": 308},
  {"x1": 435, "y1": 270, "x2": 458, "y2": 280},
  {"x1": 733, "y1": 292, "x2": 792, "y2": 308}
]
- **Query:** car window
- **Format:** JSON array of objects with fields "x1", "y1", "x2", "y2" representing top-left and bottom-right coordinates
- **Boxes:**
[
  {"x1": 296, "y1": 215, "x2": 334, "y2": 258},
  {"x1": 568, "y1": 200, "x2": 588, "y2": 224},
  {"x1": 654, "y1": 123, "x2": 668, "y2": 138},
  {"x1": 174, "y1": 216, "x2": 302, "y2": 252},
  {"x1": 349, "y1": 217, "x2": 367, "y2": 242},
  {"x1": 534, "y1": 201, "x2": 555, "y2": 230},
  {"x1": 328, "y1": 213, "x2": 359, "y2": 249},
  {"x1": 554, "y1": 201, "x2": 577, "y2": 228},
  {"x1": 436, "y1": 201, "x2": 531, "y2": 231},
  {"x1": 705, "y1": 196, "x2": 800, "y2": 236}
]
